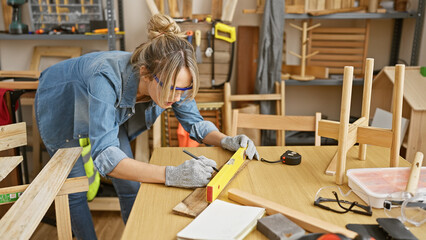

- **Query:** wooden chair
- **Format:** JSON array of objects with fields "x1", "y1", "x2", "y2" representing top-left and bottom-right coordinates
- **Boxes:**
[
  {"x1": 0, "y1": 122, "x2": 86, "y2": 239},
  {"x1": 224, "y1": 81, "x2": 286, "y2": 144},
  {"x1": 0, "y1": 46, "x2": 82, "y2": 179},
  {"x1": 231, "y1": 110, "x2": 322, "y2": 146}
]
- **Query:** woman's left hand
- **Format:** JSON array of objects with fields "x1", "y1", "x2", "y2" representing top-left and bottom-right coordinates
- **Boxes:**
[{"x1": 220, "y1": 135, "x2": 259, "y2": 160}]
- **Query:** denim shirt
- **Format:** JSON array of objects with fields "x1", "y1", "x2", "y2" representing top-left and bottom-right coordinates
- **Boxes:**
[{"x1": 35, "y1": 51, "x2": 218, "y2": 176}]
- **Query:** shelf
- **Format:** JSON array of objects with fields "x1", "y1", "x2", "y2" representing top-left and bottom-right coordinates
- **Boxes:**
[
  {"x1": 285, "y1": 78, "x2": 364, "y2": 86},
  {"x1": 0, "y1": 33, "x2": 123, "y2": 40},
  {"x1": 284, "y1": 11, "x2": 417, "y2": 19}
]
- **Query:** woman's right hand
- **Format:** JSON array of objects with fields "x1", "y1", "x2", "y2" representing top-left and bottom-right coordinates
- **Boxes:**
[{"x1": 165, "y1": 156, "x2": 217, "y2": 188}]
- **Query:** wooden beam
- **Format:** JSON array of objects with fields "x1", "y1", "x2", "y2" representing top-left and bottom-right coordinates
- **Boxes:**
[
  {"x1": 0, "y1": 147, "x2": 82, "y2": 239},
  {"x1": 0, "y1": 156, "x2": 23, "y2": 182},
  {"x1": 228, "y1": 188, "x2": 358, "y2": 239},
  {"x1": 88, "y1": 197, "x2": 120, "y2": 211},
  {"x1": 0, "y1": 122, "x2": 27, "y2": 152}
]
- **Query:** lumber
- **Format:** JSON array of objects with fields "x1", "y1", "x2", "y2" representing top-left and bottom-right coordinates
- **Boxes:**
[
  {"x1": 0, "y1": 156, "x2": 23, "y2": 182},
  {"x1": 0, "y1": 122, "x2": 27, "y2": 151},
  {"x1": 228, "y1": 188, "x2": 358, "y2": 239},
  {"x1": 0, "y1": 147, "x2": 82, "y2": 239},
  {"x1": 308, "y1": 6, "x2": 365, "y2": 15}
]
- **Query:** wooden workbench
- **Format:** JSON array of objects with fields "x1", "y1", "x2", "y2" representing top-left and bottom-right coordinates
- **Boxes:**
[{"x1": 122, "y1": 145, "x2": 424, "y2": 239}]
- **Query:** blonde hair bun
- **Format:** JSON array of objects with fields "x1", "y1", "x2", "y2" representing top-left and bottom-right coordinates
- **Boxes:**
[{"x1": 148, "y1": 14, "x2": 186, "y2": 40}]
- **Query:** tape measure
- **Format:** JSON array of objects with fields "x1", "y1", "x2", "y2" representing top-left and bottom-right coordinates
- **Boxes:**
[{"x1": 260, "y1": 150, "x2": 302, "y2": 165}]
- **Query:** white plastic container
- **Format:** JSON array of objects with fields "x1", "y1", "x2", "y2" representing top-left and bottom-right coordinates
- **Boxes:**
[{"x1": 347, "y1": 167, "x2": 426, "y2": 208}]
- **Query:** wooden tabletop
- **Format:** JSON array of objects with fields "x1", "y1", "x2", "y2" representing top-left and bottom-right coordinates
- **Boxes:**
[{"x1": 122, "y1": 145, "x2": 424, "y2": 239}]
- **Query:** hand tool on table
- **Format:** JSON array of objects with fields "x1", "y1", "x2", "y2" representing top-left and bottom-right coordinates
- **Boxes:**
[
  {"x1": 173, "y1": 147, "x2": 250, "y2": 217},
  {"x1": 383, "y1": 152, "x2": 425, "y2": 226},
  {"x1": 260, "y1": 150, "x2": 302, "y2": 166},
  {"x1": 194, "y1": 30, "x2": 202, "y2": 63},
  {"x1": 183, "y1": 149, "x2": 219, "y2": 172},
  {"x1": 206, "y1": 147, "x2": 246, "y2": 202}
]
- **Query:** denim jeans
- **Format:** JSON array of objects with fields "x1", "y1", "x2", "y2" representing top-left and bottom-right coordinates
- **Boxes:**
[{"x1": 46, "y1": 125, "x2": 140, "y2": 240}]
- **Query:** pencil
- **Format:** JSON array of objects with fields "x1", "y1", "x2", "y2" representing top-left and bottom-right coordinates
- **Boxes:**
[{"x1": 183, "y1": 149, "x2": 219, "y2": 172}]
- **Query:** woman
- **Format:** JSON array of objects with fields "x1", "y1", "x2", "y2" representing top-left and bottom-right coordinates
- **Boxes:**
[{"x1": 35, "y1": 14, "x2": 259, "y2": 239}]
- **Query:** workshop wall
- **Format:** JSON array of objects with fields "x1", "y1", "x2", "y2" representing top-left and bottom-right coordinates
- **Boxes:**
[{"x1": 0, "y1": 0, "x2": 424, "y2": 120}]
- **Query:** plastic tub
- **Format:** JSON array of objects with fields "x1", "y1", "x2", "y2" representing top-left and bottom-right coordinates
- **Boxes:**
[{"x1": 347, "y1": 167, "x2": 426, "y2": 208}]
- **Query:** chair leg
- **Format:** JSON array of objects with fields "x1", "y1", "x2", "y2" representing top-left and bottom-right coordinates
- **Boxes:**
[
  {"x1": 55, "y1": 194, "x2": 73, "y2": 240},
  {"x1": 335, "y1": 66, "x2": 354, "y2": 185},
  {"x1": 390, "y1": 64, "x2": 405, "y2": 167}
]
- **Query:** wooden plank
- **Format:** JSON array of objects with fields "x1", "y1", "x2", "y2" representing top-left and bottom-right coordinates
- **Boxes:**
[
  {"x1": 197, "y1": 63, "x2": 229, "y2": 75},
  {"x1": 310, "y1": 54, "x2": 364, "y2": 61},
  {"x1": 282, "y1": 64, "x2": 329, "y2": 78},
  {"x1": 172, "y1": 188, "x2": 208, "y2": 217},
  {"x1": 228, "y1": 188, "x2": 358, "y2": 239},
  {"x1": 357, "y1": 126, "x2": 393, "y2": 148},
  {"x1": 308, "y1": 6, "x2": 365, "y2": 16},
  {"x1": 311, "y1": 33, "x2": 365, "y2": 41},
  {"x1": 325, "y1": 151, "x2": 338, "y2": 175},
  {"x1": 167, "y1": 0, "x2": 180, "y2": 18},
  {"x1": 311, "y1": 41, "x2": 365, "y2": 47},
  {"x1": 0, "y1": 122, "x2": 27, "y2": 152},
  {"x1": 313, "y1": 27, "x2": 366, "y2": 33},
  {"x1": 0, "y1": 147, "x2": 82, "y2": 239},
  {"x1": 309, "y1": 61, "x2": 363, "y2": 68},
  {"x1": 0, "y1": 156, "x2": 22, "y2": 182},
  {"x1": 30, "y1": 46, "x2": 81, "y2": 71},
  {"x1": 0, "y1": 81, "x2": 39, "y2": 90},
  {"x1": 236, "y1": 113, "x2": 316, "y2": 131},
  {"x1": 1, "y1": 0, "x2": 12, "y2": 32},
  {"x1": 211, "y1": 0, "x2": 223, "y2": 20},
  {"x1": 0, "y1": 70, "x2": 40, "y2": 79},
  {"x1": 55, "y1": 195, "x2": 72, "y2": 240},
  {"x1": 182, "y1": 0, "x2": 192, "y2": 18},
  {"x1": 172, "y1": 158, "x2": 250, "y2": 217},
  {"x1": 229, "y1": 94, "x2": 282, "y2": 102},
  {"x1": 222, "y1": 0, "x2": 238, "y2": 22},
  {"x1": 310, "y1": 47, "x2": 364, "y2": 54},
  {"x1": 88, "y1": 197, "x2": 120, "y2": 211},
  {"x1": 237, "y1": 26, "x2": 259, "y2": 95}
]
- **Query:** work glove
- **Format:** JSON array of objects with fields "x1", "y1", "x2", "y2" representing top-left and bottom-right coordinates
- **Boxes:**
[
  {"x1": 165, "y1": 156, "x2": 217, "y2": 188},
  {"x1": 220, "y1": 135, "x2": 260, "y2": 160}
]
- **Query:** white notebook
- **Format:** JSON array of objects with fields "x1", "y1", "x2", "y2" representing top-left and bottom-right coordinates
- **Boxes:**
[{"x1": 177, "y1": 199, "x2": 265, "y2": 240}]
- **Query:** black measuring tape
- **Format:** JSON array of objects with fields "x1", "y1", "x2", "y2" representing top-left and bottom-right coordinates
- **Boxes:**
[{"x1": 261, "y1": 150, "x2": 302, "y2": 165}]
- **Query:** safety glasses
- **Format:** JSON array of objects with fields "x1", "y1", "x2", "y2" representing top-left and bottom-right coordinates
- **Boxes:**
[
  {"x1": 153, "y1": 75, "x2": 193, "y2": 91},
  {"x1": 314, "y1": 186, "x2": 372, "y2": 216},
  {"x1": 384, "y1": 192, "x2": 426, "y2": 227}
]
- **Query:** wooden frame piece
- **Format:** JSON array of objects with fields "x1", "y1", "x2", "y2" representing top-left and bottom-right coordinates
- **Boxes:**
[
  {"x1": 231, "y1": 110, "x2": 322, "y2": 146},
  {"x1": 317, "y1": 59, "x2": 405, "y2": 184},
  {"x1": 0, "y1": 144, "x2": 85, "y2": 239},
  {"x1": 228, "y1": 188, "x2": 357, "y2": 239},
  {"x1": 224, "y1": 81, "x2": 285, "y2": 144}
]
